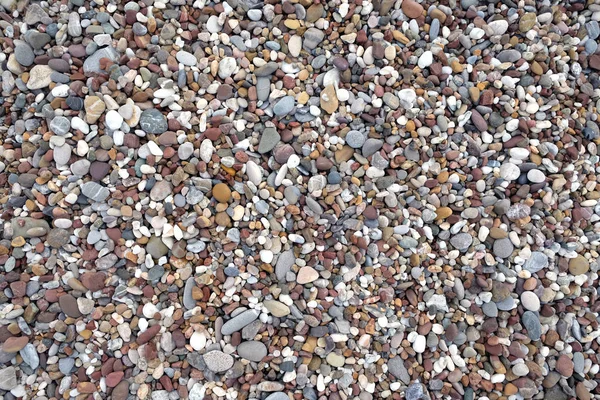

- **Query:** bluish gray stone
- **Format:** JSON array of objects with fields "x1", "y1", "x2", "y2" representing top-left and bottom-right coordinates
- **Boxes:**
[
  {"x1": 139, "y1": 109, "x2": 168, "y2": 134},
  {"x1": 258, "y1": 127, "x2": 280, "y2": 154},
  {"x1": 496, "y1": 49, "x2": 521, "y2": 63},
  {"x1": 275, "y1": 249, "x2": 295, "y2": 281},
  {"x1": 0, "y1": 367, "x2": 17, "y2": 390},
  {"x1": 14, "y1": 41, "x2": 34, "y2": 66},
  {"x1": 430, "y1": 18, "x2": 440, "y2": 40},
  {"x1": 236, "y1": 341, "x2": 267, "y2": 362},
  {"x1": 83, "y1": 47, "x2": 119, "y2": 75},
  {"x1": 303, "y1": 28, "x2": 325, "y2": 50},
  {"x1": 59, "y1": 357, "x2": 75, "y2": 375},
  {"x1": 496, "y1": 296, "x2": 515, "y2": 311},
  {"x1": 273, "y1": 96, "x2": 295, "y2": 116},
  {"x1": 24, "y1": 30, "x2": 51, "y2": 50},
  {"x1": 20, "y1": 344, "x2": 39, "y2": 369},
  {"x1": 256, "y1": 77, "x2": 270, "y2": 101},
  {"x1": 346, "y1": 130, "x2": 366, "y2": 148},
  {"x1": 450, "y1": 233, "x2": 473, "y2": 251},
  {"x1": 265, "y1": 394, "x2": 290, "y2": 400},
  {"x1": 254, "y1": 62, "x2": 279, "y2": 77},
  {"x1": 523, "y1": 252, "x2": 548, "y2": 273},
  {"x1": 81, "y1": 182, "x2": 110, "y2": 202},
  {"x1": 482, "y1": 302, "x2": 498, "y2": 318},
  {"x1": 362, "y1": 138, "x2": 383, "y2": 157},
  {"x1": 587, "y1": 21, "x2": 600, "y2": 40},
  {"x1": 221, "y1": 309, "x2": 260, "y2": 335},
  {"x1": 183, "y1": 278, "x2": 196, "y2": 309},
  {"x1": 405, "y1": 382, "x2": 426, "y2": 400},
  {"x1": 50, "y1": 116, "x2": 70, "y2": 136},
  {"x1": 522, "y1": 311, "x2": 541, "y2": 340},
  {"x1": 387, "y1": 357, "x2": 410, "y2": 383}
]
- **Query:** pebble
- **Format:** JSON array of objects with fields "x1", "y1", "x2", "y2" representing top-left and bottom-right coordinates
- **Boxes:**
[
  {"x1": 258, "y1": 127, "x2": 281, "y2": 154},
  {"x1": 203, "y1": 351, "x2": 234, "y2": 373},
  {"x1": 521, "y1": 292, "x2": 540, "y2": 312},
  {"x1": 14, "y1": 43, "x2": 34, "y2": 67},
  {"x1": 237, "y1": 341, "x2": 268, "y2": 362},
  {"x1": 139, "y1": 109, "x2": 167, "y2": 134},
  {"x1": 297, "y1": 267, "x2": 319, "y2": 284},
  {"x1": 176, "y1": 51, "x2": 197, "y2": 66},
  {"x1": 0, "y1": 367, "x2": 17, "y2": 391},
  {"x1": 221, "y1": 309, "x2": 260, "y2": 335}
]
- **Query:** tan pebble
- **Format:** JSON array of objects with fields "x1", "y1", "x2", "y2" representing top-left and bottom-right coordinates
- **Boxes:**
[{"x1": 212, "y1": 183, "x2": 231, "y2": 203}]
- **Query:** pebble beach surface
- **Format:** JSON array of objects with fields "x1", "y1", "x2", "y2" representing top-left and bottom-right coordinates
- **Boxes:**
[{"x1": 0, "y1": 0, "x2": 599, "y2": 399}]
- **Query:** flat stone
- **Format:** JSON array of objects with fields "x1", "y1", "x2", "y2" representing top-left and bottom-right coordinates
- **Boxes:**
[
  {"x1": 237, "y1": 341, "x2": 267, "y2": 362},
  {"x1": 59, "y1": 294, "x2": 82, "y2": 318},
  {"x1": 523, "y1": 252, "x2": 548, "y2": 273},
  {"x1": 493, "y1": 238, "x2": 514, "y2": 259},
  {"x1": 50, "y1": 116, "x2": 71, "y2": 136},
  {"x1": 555, "y1": 354, "x2": 573, "y2": 377},
  {"x1": 59, "y1": 358, "x2": 75, "y2": 375},
  {"x1": 265, "y1": 394, "x2": 290, "y2": 400},
  {"x1": 521, "y1": 292, "x2": 540, "y2": 312},
  {"x1": 387, "y1": 357, "x2": 410, "y2": 383},
  {"x1": 258, "y1": 127, "x2": 281, "y2": 154},
  {"x1": 0, "y1": 367, "x2": 17, "y2": 390},
  {"x1": 81, "y1": 182, "x2": 110, "y2": 202},
  {"x1": 320, "y1": 84, "x2": 338, "y2": 114},
  {"x1": 402, "y1": 0, "x2": 424, "y2": 18},
  {"x1": 522, "y1": 311, "x2": 541, "y2": 341},
  {"x1": 362, "y1": 138, "x2": 383, "y2": 157},
  {"x1": 263, "y1": 300, "x2": 290, "y2": 317},
  {"x1": 212, "y1": 183, "x2": 231, "y2": 203},
  {"x1": 297, "y1": 266, "x2": 319, "y2": 284},
  {"x1": 569, "y1": 255, "x2": 589, "y2": 275},
  {"x1": 275, "y1": 250, "x2": 295, "y2": 281},
  {"x1": 14, "y1": 42, "x2": 34, "y2": 66},
  {"x1": 2, "y1": 337, "x2": 28, "y2": 353},
  {"x1": 203, "y1": 350, "x2": 234, "y2": 373},
  {"x1": 84, "y1": 96, "x2": 106, "y2": 124},
  {"x1": 218, "y1": 57, "x2": 237, "y2": 79},
  {"x1": 383, "y1": 92, "x2": 400, "y2": 109},
  {"x1": 176, "y1": 50, "x2": 197, "y2": 66},
  {"x1": 273, "y1": 96, "x2": 295, "y2": 116},
  {"x1": 450, "y1": 233, "x2": 473, "y2": 251},
  {"x1": 221, "y1": 309, "x2": 260, "y2": 335},
  {"x1": 47, "y1": 228, "x2": 70, "y2": 248},
  {"x1": 183, "y1": 278, "x2": 196, "y2": 309},
  {"x1": 303, "y1": 28, "x2": 325, "y2": 50}
]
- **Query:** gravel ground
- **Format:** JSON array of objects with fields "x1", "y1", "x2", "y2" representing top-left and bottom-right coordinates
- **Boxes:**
[{"x1": 0, "y1": 0, "x2": 599, "y2": 399}]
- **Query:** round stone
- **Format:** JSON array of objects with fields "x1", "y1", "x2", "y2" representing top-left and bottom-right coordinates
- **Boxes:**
[
  {"x1": 345, "y1": 130, "x2": 366, "y2": 148},
  {"x1": 493, "y1": 238, "x2": 514, "y2": 259},
  {"x1": 569, "y1": 255, "x2": 590, "y2": 275},
  {"x1": 527, "y1": 169, "x2": 545, "y2": 183},
  {"x1": 500, "y1": 163, "x2": 520, "y2": 181},
  {"x1": 213, "y1": 183, "x2": 231, "y2": 203},
  {"x1": 521, "y1": 291, "x2": 540, "y2": 312},
  {"x1": 237, "y1": 341, "x2": 267, "y2": 362}
]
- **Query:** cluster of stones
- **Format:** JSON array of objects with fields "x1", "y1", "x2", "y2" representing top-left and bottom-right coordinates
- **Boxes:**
[{"x1": 0, "y1": 0, "x2": 599, "y2": 399}]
